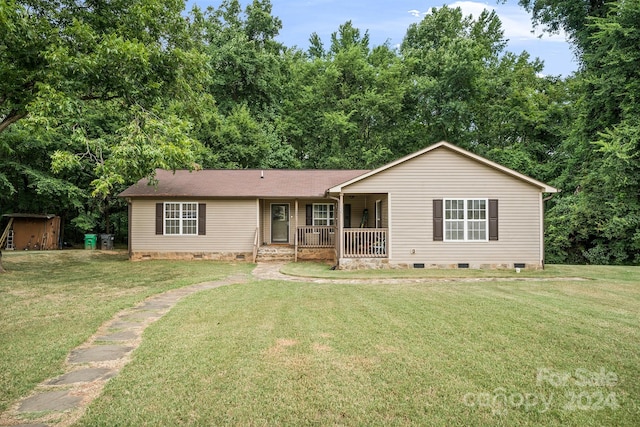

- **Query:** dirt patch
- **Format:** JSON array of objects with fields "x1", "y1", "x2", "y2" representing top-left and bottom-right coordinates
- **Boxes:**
[
  {"x1": 312, "y1": 343, "x2": 332, "y2": 353},
  {"x1": 264, "y1": 338, "x2": 298, "y2": 357}
]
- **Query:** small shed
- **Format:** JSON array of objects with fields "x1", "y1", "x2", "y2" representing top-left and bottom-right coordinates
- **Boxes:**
[{"x1": 1, "y1": 214, "x2": 62, "y2": 251}]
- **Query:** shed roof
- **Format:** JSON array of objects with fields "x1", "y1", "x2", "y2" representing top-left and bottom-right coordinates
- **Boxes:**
[
  {"x1": 119, "y1": 169, "x2": 370, "y2": 199},
  {"x1": 2, "y1": 213, "x2": 57, "y2": 219}
]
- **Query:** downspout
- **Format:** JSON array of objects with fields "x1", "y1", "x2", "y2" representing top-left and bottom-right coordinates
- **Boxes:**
[
  {"x1": 328, "y1": 194, "x2": 341, "y2": 268},
  {"x1": 540, "y1": 193, "x2": 556, "y2": 269},
  {"x1": 255, "y1": 199, "x2": 260, "y2": 262},
  {"x1": 126, "y1": 198, "x2": 132, "y2": 259}
]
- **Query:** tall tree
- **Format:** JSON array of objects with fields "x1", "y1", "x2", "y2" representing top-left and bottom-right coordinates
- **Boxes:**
[
  {"x1": 285, "y1": 21, "x2": 406, "y2": 168},
  {"x1": 401, "y1": 7, "x2": 507, "y2": 151},
  {"x1": 399, "y1": 4, "x2": 569, "y2": 180},
  {"x1": 188, "y1": 0, "x2": 299, "y2": 169},
  {"x1": 0, "y1": 0, "x2": 208, "y2": 234},
  {"x1": 513, "y1": 0, "x2": 609, "y2": 54},
  {"x1": 545, "y1": 0, "x2": 640, "y2": 264}
]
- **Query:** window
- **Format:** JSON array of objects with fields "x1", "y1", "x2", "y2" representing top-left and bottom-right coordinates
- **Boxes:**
[
  {"x1": 444, "y1": 199, "x2": 487, "y2": 241},
  {"x1": 313, "y1": 204, "x2": 335, "y2": 226},
  {"x1": 164, "y1": 202, "x2": 198, "y2": 235}
]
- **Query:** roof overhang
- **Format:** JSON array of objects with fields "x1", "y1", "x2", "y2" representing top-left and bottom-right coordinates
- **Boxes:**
[{"x1": 2, "y1": 213, "x2": 57, "y2": 219}]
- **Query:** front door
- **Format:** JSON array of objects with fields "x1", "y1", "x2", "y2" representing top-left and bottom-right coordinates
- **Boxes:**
[{"x1": 271, "y1": 204, "x2": 290, "y2": 243}]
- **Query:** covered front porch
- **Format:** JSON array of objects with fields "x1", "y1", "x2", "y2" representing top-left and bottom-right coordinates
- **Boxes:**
[
  {"x1": 296, "y1": 225, "x2": 388, "y2": 258},
  {"x1": 255, "y1": 195, "x2": 388, "y2": 263}
]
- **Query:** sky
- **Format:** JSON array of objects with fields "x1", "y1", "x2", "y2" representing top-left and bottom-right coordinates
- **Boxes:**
[{"x1": 190, "y1": 0, "x2": 578, "y2": 76}]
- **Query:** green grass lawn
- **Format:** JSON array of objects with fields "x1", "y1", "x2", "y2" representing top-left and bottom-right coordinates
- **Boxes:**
[
  {"x1": 0, "y1": 250, "x2": 252, "y2": 413},
  {"x1": 80, "y1": 263, "x2": 640, "y2": 426},
  {"x1": 2, "y1": 252, "x2": 639, "y2": 425}
]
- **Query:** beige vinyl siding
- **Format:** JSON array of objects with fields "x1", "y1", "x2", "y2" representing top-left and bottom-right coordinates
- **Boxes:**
[
  {"x1": 343, "y1": 147, "x2": 543, "y2": 266},
  {"x1": 131, "y1": 199, "x2": 256, "y2": 252}
]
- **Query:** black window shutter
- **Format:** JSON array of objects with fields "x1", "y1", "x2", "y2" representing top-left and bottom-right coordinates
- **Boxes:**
[
  {"x1": 156, "y1": 203, "x2": 163, "y2": 235},
  {"x1": 433, "y1": 199, "x2": 443, "y2": 241},
  {"x1": 344, "y1": 204, "x2": 351, "y2": 228},
  {"x1": 306, "y1": 204, "x2": 313, "y2": 225},
  {"x1": 489, "y1": 199, "x2": 498, "y2": 241},
  {"x1": 198, "y1": 203, "x2": 206, "y2": 235}
]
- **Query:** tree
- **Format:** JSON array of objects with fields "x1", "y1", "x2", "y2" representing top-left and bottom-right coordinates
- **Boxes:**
[
  {"x1": 399, "y1": 4, "x2": 569, "y2": 178},
  {"x1": 513, "y1": 0, "x2": 609, "y2": 54},
  {"x1": 401, "y1": 7, "x2": 508, "y2": 150},
  {"x1": 0, "y1": 0, "x2": 209, "y2": 235},
  {"x1": 284, "y1": 21, "x2": 407, "y2": 168},
  {"x1": 0, "y1": 0, "x2": 200, "y2": 133},
  {"x1": 187, "y1": 0, "x2": 301, "y2": 169},
  {"x1": 546, "y1": 0, "x2": 640, "y2": 264},
  {"x1": 190, "y1": 0, "x2": 285, "y2": 116}
]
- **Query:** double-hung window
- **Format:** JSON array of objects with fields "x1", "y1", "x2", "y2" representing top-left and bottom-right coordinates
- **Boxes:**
[
  {"x1": 164, "y1": 202, "x2": 198, "y2": 235},
  {"x1": 313, "y1": 204, "x2": 335, "y2": 226},
  {"x1": 444, "y1": 199, "x2": 487, "y2": 241}
]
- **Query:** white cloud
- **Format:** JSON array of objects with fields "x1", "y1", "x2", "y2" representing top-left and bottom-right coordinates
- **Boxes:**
[
  {"x1": 408, "y1": 1, "x2": 567, "y2": 43},
  {"x1": 452, "y1": 1, "x2": 568, "y2": 43},
  {"x1": 449, "y1": 1, "x2": 492, "y2": 18}
]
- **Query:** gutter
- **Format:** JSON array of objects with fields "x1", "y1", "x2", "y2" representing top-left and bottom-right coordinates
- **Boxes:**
[{"x1": 540, "y1": 192, "x2": 557, "y2": 269}]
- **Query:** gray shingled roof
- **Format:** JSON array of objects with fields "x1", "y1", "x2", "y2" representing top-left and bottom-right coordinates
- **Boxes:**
[{"x1": 119, "y1": 169, "x2": 370, "y2": 199}]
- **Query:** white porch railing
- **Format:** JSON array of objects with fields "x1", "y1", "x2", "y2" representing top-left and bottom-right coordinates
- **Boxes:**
[
  {"x1": 343, "y1": 228, "x2": 388, "y2": 258},
  {"x1": 296, "y1": 226, "x2": 335, "y2": 248}
]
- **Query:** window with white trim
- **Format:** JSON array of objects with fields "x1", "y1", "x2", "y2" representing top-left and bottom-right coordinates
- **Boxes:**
[
  {"x1": 444, "y1": 199, "x2": 487, "y2": 241},
  {"x1": 313, "y1": 203, "x2": 335, "y2": 226},
  {"x1": 164, "y1": 202, "x2": 198, "y2": 235}
]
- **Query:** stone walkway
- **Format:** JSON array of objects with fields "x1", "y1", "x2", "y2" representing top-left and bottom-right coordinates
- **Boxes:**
[
  {"x1": 251, "y1": 262, "x2": 578, "y2": 284},
  {"x1": 0, "y1": 273, "x2": 248, "y2": 427}
]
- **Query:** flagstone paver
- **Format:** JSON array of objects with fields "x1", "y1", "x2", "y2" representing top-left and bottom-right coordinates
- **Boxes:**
[
  {"x1": 94, "y1": 330, "x2": 138, "y2": 342},
  {"x1": 68, "y1": 345, "x2": 134, "y2": 364},
  {"x1": 46, "y1": 368, "x2": 112, "y2": 386},
  {"x1": 18, "y1": 391, "x2": 81, "y2": 413}
]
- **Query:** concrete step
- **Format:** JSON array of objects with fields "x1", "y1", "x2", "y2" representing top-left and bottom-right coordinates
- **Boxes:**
[{"x1": 256, "y1": 246, "x2": 295, "y2": 262}]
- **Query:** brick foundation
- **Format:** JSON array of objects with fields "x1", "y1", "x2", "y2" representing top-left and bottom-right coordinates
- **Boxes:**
[
  {"x1": 338, "y1": 259, "x2": 542, "y2": 270},
  {"x1": 297, "y1": 248, "x2": 336, "y2": 262},
  {"x1": 130, "y1": 251, "x2": 252, "y2": 262}
]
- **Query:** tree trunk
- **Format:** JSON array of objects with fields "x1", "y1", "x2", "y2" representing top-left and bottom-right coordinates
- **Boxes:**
[
  {"x1": 0, "y1": 251, "x2": 5, "y2": 273},
  {"x1": 105, "y1": 203, "x2": 111, "y2": 234}
]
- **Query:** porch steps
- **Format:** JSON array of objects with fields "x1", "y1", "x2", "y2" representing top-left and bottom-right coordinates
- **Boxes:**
[{"x1": 256, "y1": 246, "x2": 295, "y2": 262}]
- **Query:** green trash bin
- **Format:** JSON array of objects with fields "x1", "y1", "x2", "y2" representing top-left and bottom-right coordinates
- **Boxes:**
[{"x1": 84, "y1": 234, "x2": 97, "y2": 250}]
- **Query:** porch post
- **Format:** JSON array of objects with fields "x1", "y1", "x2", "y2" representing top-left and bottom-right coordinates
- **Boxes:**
[
  {"x1": 294, "y1": 199, "x2": 299, "y2": 262},
  {"x1": 338, "y1": 193, "x2": 344, "y2": 263}
]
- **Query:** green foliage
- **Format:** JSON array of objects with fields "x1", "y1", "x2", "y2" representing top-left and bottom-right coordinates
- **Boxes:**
[
  {"x1": 284, "y1": 21, "x2": 408, "y2": 168},
  {"x1": 514, "y1": 0, "x2": 609, "y2": 53},
  {"x1": 1, "y1": 0, "x2": 208, "y2": 235},
  {"x1": 1, "y1": 0, "x2": 638, "y2": 264},
  {"x1": 545, "y1": 0, "x2": 640, "y2": 265},
  {"x1": 71, "y1": 211, "x2": 100, "y2": 233}
]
